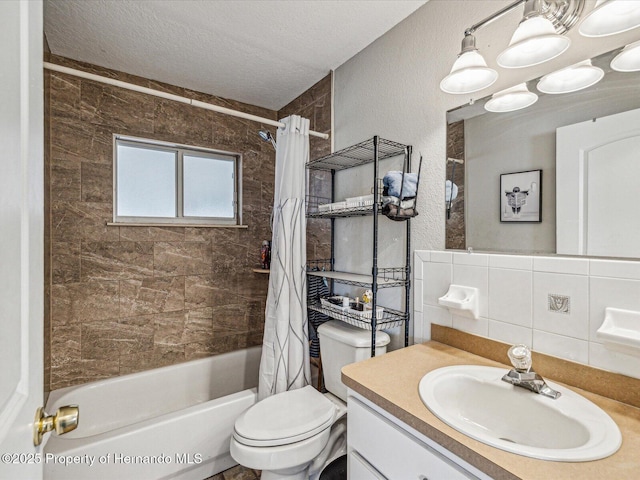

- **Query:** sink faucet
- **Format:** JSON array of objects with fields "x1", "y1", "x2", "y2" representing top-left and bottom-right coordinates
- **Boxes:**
[{"x1": 501, "y1": 344, "x2": 561, "y2": 400}]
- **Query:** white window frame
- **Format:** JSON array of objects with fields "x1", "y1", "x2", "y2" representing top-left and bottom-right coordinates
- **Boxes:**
[{"x1": 113, "y1": 135, "x2": 242, "y2": 226}]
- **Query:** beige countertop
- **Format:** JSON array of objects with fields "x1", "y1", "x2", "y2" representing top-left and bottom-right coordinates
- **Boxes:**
[{"x1": 342, "y1": 341, "x2": 640, "y2": 480}]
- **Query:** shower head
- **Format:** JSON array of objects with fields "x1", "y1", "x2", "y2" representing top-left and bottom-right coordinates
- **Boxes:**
[{"x1": 258, "y1": 130, "x2": 277, "y2": 150}]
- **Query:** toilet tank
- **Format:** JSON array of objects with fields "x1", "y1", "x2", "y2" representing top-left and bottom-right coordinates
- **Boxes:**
[{"x1": 317, "y1": 320, "x2": 390, "y2": 402}]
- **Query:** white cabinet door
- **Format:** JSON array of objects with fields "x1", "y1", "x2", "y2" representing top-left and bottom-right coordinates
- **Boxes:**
[
  {"x1": 348, "y1": 397, "x2": 475, "y2": 480},
  {"x1": 349, "y1": 452, "x2": 387, "y2": 480},
  {"x1": 0, "y1": 1, "x2": 45, "y2": 480}
]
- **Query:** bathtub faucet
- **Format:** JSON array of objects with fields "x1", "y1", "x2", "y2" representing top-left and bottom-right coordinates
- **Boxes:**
[{"x1": 501, "y1": 344, "x2": 561, "y2": 400}]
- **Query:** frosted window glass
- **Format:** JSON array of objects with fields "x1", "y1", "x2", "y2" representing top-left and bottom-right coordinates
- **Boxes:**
[
  {"x1": 183, "y1": 155, "x2": 235, "y2": 218},
  {"x1": 117, "y1": 144, "x2": 176, "y2": 217}
]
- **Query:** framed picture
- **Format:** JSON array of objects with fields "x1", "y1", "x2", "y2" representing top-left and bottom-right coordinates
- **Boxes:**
[{"x1": 500, "y1": 169, "x2": 542, "y2": 223}]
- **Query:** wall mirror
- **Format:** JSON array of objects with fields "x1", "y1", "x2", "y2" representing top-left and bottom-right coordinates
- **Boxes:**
[{"x1": 445, "y1": 46, "x2": 640, "y2": 259}]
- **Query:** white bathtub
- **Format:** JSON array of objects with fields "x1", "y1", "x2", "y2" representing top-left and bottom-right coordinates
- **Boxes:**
[{"x1": 44, "y1": 346, "x2": 261, "y2": 480}]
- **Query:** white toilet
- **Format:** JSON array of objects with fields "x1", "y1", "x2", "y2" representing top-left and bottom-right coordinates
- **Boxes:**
[{"x1": 230, "y1": 320, "x2": 391, "y2": 480}]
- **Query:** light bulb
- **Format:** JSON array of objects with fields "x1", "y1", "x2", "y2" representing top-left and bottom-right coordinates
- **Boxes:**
[
  {"x1": 537, "y1": 60, "x2": 605, "y2": 94},
  {"x1": 485, "y1": 83, "x2": 538, "y2": 113},
  {"x1": 579, "y1": 0, "x2": 640, "y2": 37},
  {"x1": 611, "y1": 41, "x2": 640, "y2": 72},
  {"x1": 498, "y1": 16, "x2": 570, "y2": 68},
  {"x1": 440, "y1": 34, "x2": 498, "y2": 94}
]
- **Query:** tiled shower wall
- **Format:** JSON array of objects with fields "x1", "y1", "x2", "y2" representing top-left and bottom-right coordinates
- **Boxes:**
[
  {"x1": 414, "y1": 250, "x2": 640, "y2": 380},
  {"x1": 445, "y1": 121, "x2": 464, "y2": 250},
  {"x1": 44, "y1": 54, "x2": 331, "y2": 391},
  {"x1": 278, "y1": 75, "x2": 332, "y2": 261}
]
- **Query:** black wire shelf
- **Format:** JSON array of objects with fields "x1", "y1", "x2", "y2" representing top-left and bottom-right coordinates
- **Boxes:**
[
  {"x1": 307, "y1": 205, "x2": 381, "y2": 218},
  {"x1": 308, "y1": 299, "x2": 407, "y2": 331},
  {"x1": 306, "y1": 266, "x2": 407, "y2": 289},
  {"x1": 306, "y1": 182, "x2": 384, "y2": 219},
  {"x1": 305, "y1": 135, "x2": 413, "y2": 354},
  {"x1": 307, "y1": 137, "x2": 409, "y2": 171}
]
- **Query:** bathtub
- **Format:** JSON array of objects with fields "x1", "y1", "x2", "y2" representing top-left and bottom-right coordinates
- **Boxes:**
[{"x1": 44, "y1": 346, "x2": 261, "y2": 480}]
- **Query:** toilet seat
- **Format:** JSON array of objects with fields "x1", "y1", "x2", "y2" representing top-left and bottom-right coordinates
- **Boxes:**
[{"x1": 234, "y1": 386, "x2": 337, "y2": 447}]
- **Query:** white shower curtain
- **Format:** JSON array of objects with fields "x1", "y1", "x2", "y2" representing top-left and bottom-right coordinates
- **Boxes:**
[{"x1": 258, "y1": 115, "x2": 311, "y2": 400}]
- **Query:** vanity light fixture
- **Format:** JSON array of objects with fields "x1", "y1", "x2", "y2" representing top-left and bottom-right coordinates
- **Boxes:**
[
  {"x1": 497, "y1": 1, "x2": 571, "y2": 68},
  {"x1": 610, "y1": 40, "x2": 640, "y2": 72},
  {"x1": 578, "y1": 0, "x2": 640, "y2": 37},
  {"x1": 484, "y1": 83, "x2": 539, "y2": 112},
  {"x1": 440, "y1": 33, "x2": 498, "y2": 94},
  {"x1": 440, "y1": 0, "x2": 587, "y2": 94},
  {"x1": 537, "y1": 59, "x2": 605, "y2": 94}
]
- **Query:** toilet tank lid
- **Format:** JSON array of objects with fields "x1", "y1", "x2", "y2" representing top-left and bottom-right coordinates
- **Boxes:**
[{"x1": 317, "y1": 320, "x2": 390, "y2": 348}]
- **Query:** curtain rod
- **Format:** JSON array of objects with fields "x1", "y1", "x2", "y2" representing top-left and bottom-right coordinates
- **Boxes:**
[{"x1": 43, "y1": 62, "x2": 330, "y2": 140}]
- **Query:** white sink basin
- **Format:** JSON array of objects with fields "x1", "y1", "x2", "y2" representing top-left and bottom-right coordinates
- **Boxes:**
[{"x1": 419, "y1": 365, "x2": 621, "y2": 461}]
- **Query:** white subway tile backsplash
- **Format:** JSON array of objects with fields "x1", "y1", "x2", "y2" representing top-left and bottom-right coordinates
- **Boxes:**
[
  {"x1": 452, "y1": 313, "x2": 488, "y2": 337},
  {"x1": 453, "y1": 264, "x2": 489, "y2": 318},
  {"x1": 430, "y1": 251, "x2": 453, "y2": 263},
  {"x1": 489, "y1": 254, "x2": 533, "y2": 271},
  {"x1": 488, "y1": 320, "x2": 532, "y2": 347},
  {"x1": 589, "y1": 277, "x2": 640, "y2": 342},
  {"x1": 533, "y1": 272, "x2": 589, "y2": 340},
  {"x1": 414, "y1": 258, "x2": 424, "y2": 280},
  {"x1": 589, "y1": 342, "x2": 640, "y2": 380},
  {"x1": 533, "y1": 330, "x2": 589, "y2": 364},
  {"x1": 488, "y1": 268, "x2": 532, "y2": 328},
  {"x1": 533, "y1": 256, "x2": 589, "y2": 275},
  {"x1": 453, "y1": 252, "x2": 489, "y2": 267},
  {"x1": 415, "y1": 250, "x2": 430, "y2": 264},
  {"x1": 590, "y1": 259, "x2": 640, "y2": 280},
  {"x1": 424, "y1": 304, "x2": 452, "y2": 329},
  {"x1": 423, "y1": 261, "x2": 452, "y2": 306},
  {"x1": 415, "y1": 251, "x2": 640, "y2": 377}
]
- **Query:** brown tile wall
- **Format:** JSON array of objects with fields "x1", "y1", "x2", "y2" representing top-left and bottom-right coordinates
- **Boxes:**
[
  {"x1": 44, "y1": 56, "x2": 332, "y2": 391},
  {"x1": 278, "y1": 73, "x2": 333, "y2": 261},
  {"x1": 45, "y1": 55, "x2": 281, "y2": 390},
  {"x1": 445, "y1": 120, "x2": 465, "y2": 250}
]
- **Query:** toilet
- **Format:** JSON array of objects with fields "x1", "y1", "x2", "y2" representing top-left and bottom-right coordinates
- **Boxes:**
[{"x1": 230, "y1": 320, "x2": 391, "y2": 480}]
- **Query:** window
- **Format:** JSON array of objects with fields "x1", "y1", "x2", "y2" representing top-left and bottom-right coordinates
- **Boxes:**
[{"x1": 114, "y1": 136, "x2": 241, "y2": 225}]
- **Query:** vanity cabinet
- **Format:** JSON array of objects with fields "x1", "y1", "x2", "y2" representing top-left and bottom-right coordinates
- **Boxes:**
[
  {"x1": 347, "y1": 393, "x2": 484, "y2": 480},
  {"x1": 349, "y1": 451, "x2": 386, "y2": 480}
]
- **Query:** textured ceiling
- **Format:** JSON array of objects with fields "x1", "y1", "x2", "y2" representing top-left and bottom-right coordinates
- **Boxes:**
[{"x1": 44, "y1": 0, "x2": 427, "y2": 110}]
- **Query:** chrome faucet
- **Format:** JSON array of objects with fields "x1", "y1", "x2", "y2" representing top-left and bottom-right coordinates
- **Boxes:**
[{"x1": 501, "y1": 344, "x2": 561, "y2": 400}]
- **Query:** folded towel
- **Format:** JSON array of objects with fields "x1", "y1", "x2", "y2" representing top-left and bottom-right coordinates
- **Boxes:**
[
  {"x1": 383, "y1": 171, "x2": 418, "y2": 199},
  {"x1": 382, "y1": 195, "x2": 415, "y2": 209}
]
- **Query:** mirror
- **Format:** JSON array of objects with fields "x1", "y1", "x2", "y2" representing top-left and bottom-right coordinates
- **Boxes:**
[{"x1": 445, "y1": 47, "x2": 640, "y2": 259}]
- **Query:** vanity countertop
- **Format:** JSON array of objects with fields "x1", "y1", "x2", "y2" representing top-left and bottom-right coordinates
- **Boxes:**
[{"x1": 341, "y1": 341, "x2": 640, "y2": 480}]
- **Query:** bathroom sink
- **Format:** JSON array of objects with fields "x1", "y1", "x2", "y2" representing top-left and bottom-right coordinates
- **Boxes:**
[{"x1": 418, "y1": 365, "x2": 621, "y2": 461}]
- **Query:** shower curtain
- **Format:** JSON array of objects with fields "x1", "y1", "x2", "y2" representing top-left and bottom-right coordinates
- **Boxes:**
[{"x1": 258, "y1": 115, "x2": 311, "y2": 400}]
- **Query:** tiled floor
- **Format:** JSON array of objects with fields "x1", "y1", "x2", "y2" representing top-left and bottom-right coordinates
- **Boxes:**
[{"x1": 205, "y1": 465, "x2": 260, "y2": 480}]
